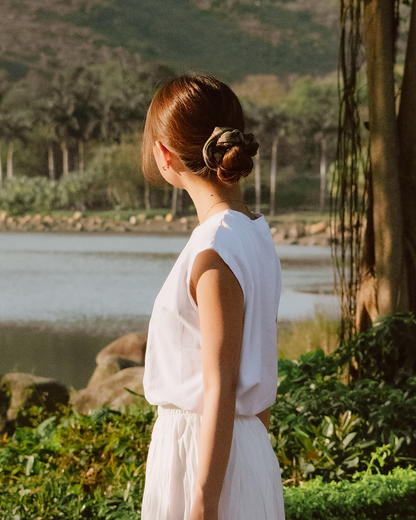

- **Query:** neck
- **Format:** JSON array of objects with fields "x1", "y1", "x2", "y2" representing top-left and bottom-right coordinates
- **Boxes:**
[{"x1": 183, "y1": 176, "x2": 250, "y2": 224}]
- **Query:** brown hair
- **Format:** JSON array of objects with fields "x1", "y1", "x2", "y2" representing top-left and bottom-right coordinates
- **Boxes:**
[{"x1": 142, "y1": 74, "x2": 254, "y2": 185}]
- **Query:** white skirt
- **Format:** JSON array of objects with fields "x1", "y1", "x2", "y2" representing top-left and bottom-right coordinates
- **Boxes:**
[{"x1": 141, "y1": 405, "x2": 286, "y2": 520}]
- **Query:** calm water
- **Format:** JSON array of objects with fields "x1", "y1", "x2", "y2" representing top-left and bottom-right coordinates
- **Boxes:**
[{"x1": 0, "y1": 233, "x2": 338, "y2": 389}]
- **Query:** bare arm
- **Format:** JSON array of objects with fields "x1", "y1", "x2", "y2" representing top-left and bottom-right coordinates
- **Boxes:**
[{"x1": 188, "y1": 249, "x2": 244, "y2": 520}]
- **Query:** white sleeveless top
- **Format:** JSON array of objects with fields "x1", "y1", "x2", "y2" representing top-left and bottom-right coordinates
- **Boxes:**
[{"x1": 143, "y1": 209, "x2": 282, "y2": 416}]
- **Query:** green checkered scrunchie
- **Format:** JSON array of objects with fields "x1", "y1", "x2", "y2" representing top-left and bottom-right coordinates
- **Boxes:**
[{"x1": 202, "y1": 127, "x2": 259, "y2": 171}]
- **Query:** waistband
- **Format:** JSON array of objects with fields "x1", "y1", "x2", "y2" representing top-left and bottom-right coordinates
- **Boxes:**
[
  {"x1": 158, "y1": 404, "x2": 201, "y2": 417},
  {"x1": 157, "y1": 404, "x2": 256, "y2": 420}
]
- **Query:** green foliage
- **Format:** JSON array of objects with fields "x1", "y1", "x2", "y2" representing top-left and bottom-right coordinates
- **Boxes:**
[
  {"x1": 0, "y1": 404, "x2": 156, "y2": 519},
  {"x1": 2, "y1": 313, "x2": 416, "y2": 516},
  {"x1": 64, "y1": 0, "x2": 338, "y2": 82},
  {"x1": 342, "y1": 312, "x2": 416, "y2": 386},
  {"x1": 0, "y1": 159, "x2": 143, "y2": 214},
  {"x1": 283, "y1": 467, "x2": 416, "y2": 520},
  {"x1": 0, "y1": 176, "x2": 59, "y2": 215},
  {"x1": 1, "y1": 402, "x2": 415, "y2": 519},
  {"x1": 86, "y1": 140, "x2": 144, "y2": 210},
  {"x1": 272, "y1": 344, "x2": 416, "y2": 483}
]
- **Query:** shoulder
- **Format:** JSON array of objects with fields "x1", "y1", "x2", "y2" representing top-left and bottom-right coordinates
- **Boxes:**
[{"x1": 190, "y1": 248, "x2": 243, "y2": 306}]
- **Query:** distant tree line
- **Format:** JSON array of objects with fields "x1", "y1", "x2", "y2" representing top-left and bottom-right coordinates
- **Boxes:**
[{"x1": 0, "y1": 61, "x2": 339, "y2": 214}]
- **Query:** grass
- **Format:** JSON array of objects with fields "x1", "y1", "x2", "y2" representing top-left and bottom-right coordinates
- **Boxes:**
[
  {"x1": 278, "y1": 314, "x2": 340, "y2": 360},
  {"x1": 267, "y1": 211, "x2": 330, "y2": 226}
]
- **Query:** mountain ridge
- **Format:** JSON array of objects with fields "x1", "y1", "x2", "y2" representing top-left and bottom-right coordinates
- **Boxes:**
[{"x1": 0, "y1": 0, "x2": 339, "y2": 82}]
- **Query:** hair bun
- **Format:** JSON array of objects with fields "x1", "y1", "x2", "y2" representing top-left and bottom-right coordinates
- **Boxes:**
[
  {"x1": 203, "y1": 127, "x2": 259, "y2": 184},
  {"x1": 217, "y1": 145, "x2": 254, "y2": 184}
]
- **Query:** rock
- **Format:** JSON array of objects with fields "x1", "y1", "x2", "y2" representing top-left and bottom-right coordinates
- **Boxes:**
[
  {"x1": 83, "y1": 218, "x2": 97, "y2": 232},
  {"x1": 70, "y1": 367, "x2": 146, "y2": 414},
  {"x1": 165, "y1": 213, "x2": 173, "y2": 223},
  {"x1": 306, "y1": 221, "x2": 327, "y2": 235},
  {"x1": 72, "y1": 333, "x2": 148, "y2": 413},
  {"x1": 154, "y1": 215, "x2": 164, "y2": 221},
  {"x1": 73, "y1": 211, "x2": 83, "y2": 220},
  {"x1": 96, "y1": 333, "x2": 146, "y2": 366},
  {"x1": 0, "y1": 211, "x2": 7, "y2": 222},
  {"x1": 87, "y1": 357, "x2": 121, "y2": 387},
  {"x1": 137, "y1": 213, "x2": 146, "y2": 222},
  {"x1": 105, "y1": 222, "x2": 126, "y2": 232},
  {"x1": 129, "y1": 216, "x2": 137, "y2": 225},
  {"x1": 0, "y1": 373, "x2": 69, "y2": 432},
  {"x1": 287, "y1": 225, "x2": 299, "y2": 239},
  {"x1": 19, "y1": 215, "x2": 32, "y2": 225},
  {"x1": 87, "y1": 333, "x2": 147, "y2": 388},
  {"x1": 272, "y1": 230, "x2": 285, "y2": 244}
]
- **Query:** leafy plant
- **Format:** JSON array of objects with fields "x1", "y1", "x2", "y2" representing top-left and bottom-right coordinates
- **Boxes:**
[
  {"x1": 272, "y1": 344, "x2": 416, "y2": 483},
  {"x1": 283, "y1": 467, "x2": 416, "y2": 520},
  {"x1": 0, "y1": 404, "x2": 156, "y2": 519},
  {"x1": 342, "y1": 312, "x2": 416, "y2": 386}
]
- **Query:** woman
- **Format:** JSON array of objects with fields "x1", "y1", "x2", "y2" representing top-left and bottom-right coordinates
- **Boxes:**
[{"x1": 141, "y1": 74, "x2": 285, "y2": 520}]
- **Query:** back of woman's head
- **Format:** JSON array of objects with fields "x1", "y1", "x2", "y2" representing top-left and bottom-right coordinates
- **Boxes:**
[{"x1": 142, "y1": 74, "x2": 256, "y2": 185}]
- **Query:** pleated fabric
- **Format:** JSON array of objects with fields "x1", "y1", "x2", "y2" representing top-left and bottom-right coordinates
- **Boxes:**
[{"x1": 141, "y1": 405, "x2": 286, "y2": 520}]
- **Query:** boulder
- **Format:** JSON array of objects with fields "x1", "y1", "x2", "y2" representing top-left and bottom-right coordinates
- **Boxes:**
[
  {"x1": 96, "y1": 333, "x2": 146, "y2": 366},
  {"x1": 70, "y1": 367, "x2": 146, "y2": 414},
  {"x1": 87, "y1": 332, "x2": 146, "y2": 388},
  {"x1": 287, "y1": 225, "x2": 299, "y2": 240},
  {"x1": 306, "y1": 221, "x2": 327, "y2": 235},
  {"x1": 0, "y1": 373, "x2": 69, "y2": 432}
]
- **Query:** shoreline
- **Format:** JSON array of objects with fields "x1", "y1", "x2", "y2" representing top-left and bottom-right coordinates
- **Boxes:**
[
  {"x1": 0, "y1": 314, "x2": 336, "y2": 338},
  {"x1": 0, "y1": 211, "x2": 332, "y2": 246}
]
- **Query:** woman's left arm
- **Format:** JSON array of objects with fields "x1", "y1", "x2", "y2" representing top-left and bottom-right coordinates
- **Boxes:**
[{"x1": 188, "y1": 249, "x2": 244, "y2": 520}]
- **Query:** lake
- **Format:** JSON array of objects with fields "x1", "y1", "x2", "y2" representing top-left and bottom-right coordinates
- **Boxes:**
[{"x1": 0, "y1": 233, "x2": 339, "y2": 389}]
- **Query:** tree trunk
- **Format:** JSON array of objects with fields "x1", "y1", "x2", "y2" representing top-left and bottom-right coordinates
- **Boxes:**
[
  {"x1": 362, "y1": 0, "x2": 402, "y2": 317},
  {"x1": 177, "y1": 188, "x2": 183, "y2": 217},
  {"x1": 172, "y1": 186, "x2": 178, "y2": 218},
  {"x1": 61, "y1": 142, "x2": 69, "y2": 175},
  {"x1": 270, "y1": 137, "x2": 278, "y2": 216},
  {"x1": 144, "y1": 178, "x2": 151, "y2": 211},
  {"x1": 48, "y1": 143, "x2": 55, "y2": 180},
  {"x1": 78, "y1": 141, "x2": 84, "y2": 174},
  {"x1": 397, "y1": 0, "x2": 416, "y2": 313},
  {"x1": 254, "y1": 150, "x2": 261, "y2": 214},
  {"x1": 0, "y1": 142, "x2": 2, "y2": 187},
  {"x1": 7, "y1": 142, "x2": 13, "y2": 179},
  {"x1": 319, "y1": 137, "x2": 327, "y2": 212},
  {"x1": 163, "y1": 185, "x2": 170, "y2": 207}
]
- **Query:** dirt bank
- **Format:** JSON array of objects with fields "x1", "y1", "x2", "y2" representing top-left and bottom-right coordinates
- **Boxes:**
[{"x1": 0, "y1": 210, "x2": 332, "y2": 245}]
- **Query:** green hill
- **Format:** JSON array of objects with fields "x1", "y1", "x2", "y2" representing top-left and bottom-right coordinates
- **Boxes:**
[{"x1": 0, "y1": 0, "x2": 339, "y2": 82}]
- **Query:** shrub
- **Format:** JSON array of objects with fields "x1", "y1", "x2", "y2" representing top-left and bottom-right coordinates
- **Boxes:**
[
  {"x1": 86, "y1": 141, "x2": 144, "y2": 210},
  {"x1": 1, "y1": 404, "x2": 415, "y2": 519},
  {"x1": 0, "y1": 176, "x2": 59, "y2": 215},
  {"x1": 0, "y1": 404, "x2": 155, "y2": 519},
  {"x1": 283, "y1": 467, "x2": 416, "y2": 520},
  {"x1": 342, "y1": 312, "x2": 416, "y2": 386},
  {"x1": 272, "y1": 348, "x2": 416, "y2": 483}
]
